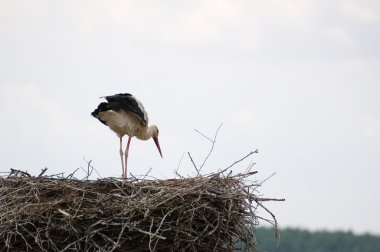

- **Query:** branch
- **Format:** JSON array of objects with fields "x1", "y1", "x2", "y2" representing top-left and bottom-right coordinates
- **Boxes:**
[
  {"x1": 38, "y1": 168, "x2": 48, "y2": 177},
  {"x1": 9, "y1": 168, "x2": 31, "y2": 177},
  {"x1": 66, "y1": 168, "x2": 79, "y2": 179},
  {"x1": 174, "y1": 152, "x2": 186, "y2": 179},
  {"x1": 193, "y1": 122, "x2": 223, "y2": 175},
  {"x1": 255, "y1": 200, "x2": 281, "y2": 242},
  {"x1": 223, "y1": 149, "x2": 259, "y2": 171},
  {"x1": 187, "y1": 152, "x2": 199, "y2": 174}
]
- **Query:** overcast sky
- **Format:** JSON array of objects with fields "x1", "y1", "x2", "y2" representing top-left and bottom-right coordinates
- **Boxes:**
[{"x1": 1, "y1": 0, "x2": 380, "y2": 235}]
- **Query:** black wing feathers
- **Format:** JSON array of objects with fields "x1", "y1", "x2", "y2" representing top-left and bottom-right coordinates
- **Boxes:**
[
  {"x1": 105, "y1": 93, "x2": 147, "y2": 125},
  {"x1": 91, "y1": 93, "x2": 147, "y2": 126}
]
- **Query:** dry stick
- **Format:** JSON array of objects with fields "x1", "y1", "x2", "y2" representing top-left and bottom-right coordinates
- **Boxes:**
[
  {"x1": 66, "y1": 168, "x2": 79, "y2": 179},
  {"x1": 151, "y1": 208, "x2": 175, "y2": 251},
  {"x1": 82, "y1": 157, "x2": 102, "y2": 180},
  {"x1": 129, "y1": 173, "x2": 138, "y2": 181},
  {"x1": 258, "y1": 197, "x2": 285, "y2": 202},
  {"x1": 193, "y1": 129, "x2": 214, "y2": 142},
  {"x1": 174, "y1": 152, "x2": 186, "y2": 179},
  {"x1": 223, "y1": 149, "x2": 259, "y2": 172},
  {"x1": 90, "y1": 164, "x2": 102, "y2": 180},
  {"x1": 49, "y1": 172, "x2": 65, "y2": 178},
  {"x1": 143, "y1": 167, "x2": 153, "y2": 181},
  {"x1": 73, "y1": 190, "x2": 86, "y2": 218},
  {"x1": 60, "y1": 237, "x2": 85, "y2": 252},
  {"x1": 134, "y1": 228, "x2": 166, "y2": 240},
  {"x1": 252, "y1": 172, "x2": 277, "y2": 191},
  {"x1": 9, "y1": 168, "x2": 31, "y2": 177},
  {"x1": 38, "y1": 168, "x2": 48, "y2": 177},
  {"x1": 255, "y1": 200, "x2": 280, "y2": 241},
  {"x1": 187, "y1": 152, "x2": 199, "y2": 174},
  {"x1": 260, "y1": 172, "x2": 276, "y2": 185},
  {"x1": 81, "y1": 159, "x2": 93, "y2": 180},
  {"x1": 109, "y1": 221, "x2": 129, "y2": 252},
  {"x1": 87, "y1": 159, "x2": 92, "y2": 178},
  {"x1": 245, "y1": 161, "x2": 256, "y2": 174},
  {"x1": 81, "y1": 158, "x2": 95, "y2": 180},
  {"x1": 194, "y1": 122, "x2": 223, "y2": 174}
]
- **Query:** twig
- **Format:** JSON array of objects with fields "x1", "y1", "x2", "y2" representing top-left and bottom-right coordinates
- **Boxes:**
[
  {"x1": 66, "y1": 168, "x2": 79, "y2": 179},
  {"x1": 187, "y1": 152, "x2": 199, "y2": 174},
  {"x1": 261, "y1": 172, "x2": 276, "y2": 185},
  {"x1": 257, "y1": 198, "x2": 285, "y2": 202},
  {"x1": 252, "y1": 172, "x2": 277, "y2": 191},
  {"x1": 87, "y1": 159, "x2": 93, "y2": 179},
  {"x1": 255, "y1": 200, "x2": 281, "y2": 242},
  {"x1": 38, "y1": 168, "x2": 48, "y2": 177},
  {"x1": 9, "y1": 168, "x2": 31, "y2": 177},
  {"x1": 194, "y1": 122, "x2": 223, "y2": 175},
  {"x1": 174, "y1": 152, "x2": 186, "y2": 179},
  {"x1": 193, "y1": 129, "x2": 214, "y2": 143},
  {"x1": 223, "y1": 149, "x2": 259, "y2": 171},
  {"x1": 245, "y1": 161, "x2": 256, "y2": 174},
  {"x1": 141, "y1": 167, "x2": 152, "y2": 181},
  {"x1": 80, "y1": 158, "x2": 93, "y2": 180}
]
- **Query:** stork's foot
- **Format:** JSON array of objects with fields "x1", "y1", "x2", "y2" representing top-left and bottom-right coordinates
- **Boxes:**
[{"x1": 121, "y1": 172, "x2": 128, "y2": 180}]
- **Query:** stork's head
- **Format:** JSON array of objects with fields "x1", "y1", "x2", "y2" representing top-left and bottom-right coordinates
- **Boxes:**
[{"x1": 150, "y1": 125, "x2": 163, "y2": 158}]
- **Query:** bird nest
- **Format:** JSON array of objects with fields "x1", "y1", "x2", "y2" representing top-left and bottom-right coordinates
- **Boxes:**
[{"x1": 0, "y1": 168, "x2": 282, "y2": 252}]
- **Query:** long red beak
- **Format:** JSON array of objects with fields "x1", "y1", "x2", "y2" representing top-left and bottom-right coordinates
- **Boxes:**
[{"x1": 153, "y1": 137, "x2": 163, "y2": 158}]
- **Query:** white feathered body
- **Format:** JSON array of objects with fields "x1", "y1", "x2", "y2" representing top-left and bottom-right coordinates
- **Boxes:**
[{"x1": 97, "y1": 109, "x2": 153, "y2": 140}]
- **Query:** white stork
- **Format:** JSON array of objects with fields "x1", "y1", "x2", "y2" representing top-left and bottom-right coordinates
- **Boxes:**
[{"x1": 91, "y1": 93, "x2": 162, "y2": 179}]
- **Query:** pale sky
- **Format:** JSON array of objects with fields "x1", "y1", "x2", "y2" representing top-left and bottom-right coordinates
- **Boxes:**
[{"x1": 1, "y1": 0, "x2": 380, "y2": 235}]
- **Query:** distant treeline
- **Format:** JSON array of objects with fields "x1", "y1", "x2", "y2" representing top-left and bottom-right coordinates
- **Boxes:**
[{"x1": 255, "y1": 227, "x2": 380, "y2": 252}]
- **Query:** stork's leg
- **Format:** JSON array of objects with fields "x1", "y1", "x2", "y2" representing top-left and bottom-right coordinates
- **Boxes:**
[
  {"x1": 119, "y1": 136, "x2": 125, "y2": 178},
  {"x1": 124, "y1": 136, "x2": 132, "y2": 179}
]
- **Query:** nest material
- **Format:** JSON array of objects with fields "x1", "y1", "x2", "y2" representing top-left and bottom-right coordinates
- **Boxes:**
[{"x1": 0, "y1": 171, "x2": 278, "y2": 252}]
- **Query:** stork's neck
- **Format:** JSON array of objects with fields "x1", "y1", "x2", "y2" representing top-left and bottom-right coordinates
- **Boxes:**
[{"x1": 137, "y1": 125, "x2": 156, "y2": 140}]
